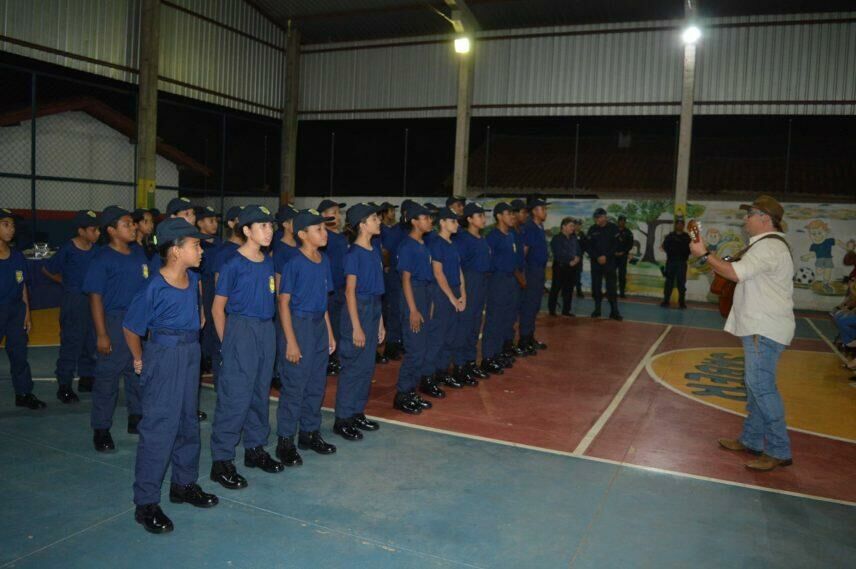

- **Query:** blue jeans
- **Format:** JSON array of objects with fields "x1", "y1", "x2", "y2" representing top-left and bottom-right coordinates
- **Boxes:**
[
  {"x1": 833, "y1": 311, "x2": 856, "y2": 345},
  {"x1": 739, "y1": 335, "x2": 791, "y2": 460}
]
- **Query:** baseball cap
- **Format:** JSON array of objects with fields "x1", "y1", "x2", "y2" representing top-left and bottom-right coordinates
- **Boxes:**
[
  {"x1": 275, "y1": 204, "x2": 299, "y2": 224},
  {"x1": 73, "y1": 210, "x2": 100, "y2": 228},
  {"x1": 318, "y1": 199, "x2": 346, "y2": 213},
  {"x1": 166, "y1": 197, "x2": 194, "y2": 216},
  {"x1": 404, "y1": 202, "x2": 432, "y2": 220},
  {"x1": 380, "y1": 201, "x2": 398, "y2": 211},
  {"x1": 0, "y1": 208, "x2": 22, "y2": 221},
  {"x1": 445, "y1": 196, "x2": 466, "y2": 208},
  {"x1": 436, "y1": 207, "x2": 459, "y2": 221},
  {"x1": 225, "y1": 206, "x2": 244, "y2": 221},
  {"x1": 100, "y1": 205, "x2": 132, "y2": 227},
  {"x1": 237, "y1": 204, "x2": 274, "y2": 227},
  {"x1": 346, "y1": 203, "x2": 383, "y2": 227},
  {"x1": 527, "y1": 198, "x2": 550, "y2": 209},
  {"x1": 153, "y1": 218, "x2": 207, "y2": 246},
  {"x1": 462, "y1": 202, "x2": 489, "y2": 217},
  {"x1": 593, "y1": 207, "x2": 608, "y2": 218},
  {"x1": 494, "y1": 202, "x2": 513, "y2": 215},
  {"x1": 510, "y1": 199, "x2": 527, "y2": 212},
  {"x1": 293, "y1": 209, "x2": 334, "y2": 234},
  {"x1": 195, "y1": 206, "x2": 219, "y2": 220},
  {"x1": 739, "y1": 195, "x2": 784, "y2": 222}
]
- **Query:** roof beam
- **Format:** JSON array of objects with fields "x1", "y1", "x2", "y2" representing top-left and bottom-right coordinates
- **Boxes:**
[
  {"x1": 444, "y1": 0, "x2": 480, "y2": 32},
  {"x1": 242, "y1": 0, "x2": 289, "y2": 33}
]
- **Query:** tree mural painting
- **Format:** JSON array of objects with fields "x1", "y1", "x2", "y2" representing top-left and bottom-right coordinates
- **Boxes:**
[{"x1": 607, "y1": 200, "x2": 706, "y2": 263}]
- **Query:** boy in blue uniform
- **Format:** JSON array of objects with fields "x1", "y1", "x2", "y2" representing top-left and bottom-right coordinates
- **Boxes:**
[
  {"x1": 0, "y1": 208, "x2": 45, "y2": 410},
  {"x1": 508, "y1": 199, "x2": 530, "y2": 359},
  {"x1": 83, "y1": 206, "x2": 152, "y2": 450},
  {"x1": 195, "y1": 206, "x2": 220, "y2": 381},
  {"x1": 132, "y1": 208, "x2": 156, "y2": 260},
  {"x1": 334, "y1": 204, "x2": 386, "y2": 441},
  {"x1": 123, "y1": 218, "x2": 219, "y2": 534},
  {"x1": 380, "y1": 202, "x2": 406, "y2": 361},
  {"x1": 319, "y1": 199, "x2": 348, "y2": 377},
  {"x1": 209, "y1": 206, "x2": 244, "y2": 384},
  {"x1": 393, "y1": 203, "x2": 439, "y2": 414},
  {"x1": 210, "y1": 205, "x2": 283, "y2": 489},
  {"x1": 519, "y1": 198, "x2": 550, "y2": 353},
  {"x1": 276, "y1": 209, "x2": 338, "y2": 462},
  {"x1": 271, "y1": 204, "x2": 300, "y2": 391},
  {"x1": 166, "y1": 197, "x2": 196, "y2": 226},
  {"x1": 482, "y1": 202, "x2": 520, "y2": 374},
  {"x1": 426, "y1": 207, "x2": 469, "y2": 389},
  {"x1": 454, "y1": 203, "x2": 491, "y2": 381},
  {"x1": 43, "y1": 209, "x2": 101, "y2": 402}
]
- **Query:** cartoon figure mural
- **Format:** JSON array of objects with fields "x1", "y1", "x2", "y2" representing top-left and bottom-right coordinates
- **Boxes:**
[{"x1": 800, "y1": 220, "x2": 846, "y2": 294}]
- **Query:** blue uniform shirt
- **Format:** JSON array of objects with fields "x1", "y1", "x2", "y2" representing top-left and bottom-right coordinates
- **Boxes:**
[
  {"x1": 522, "y1": 220, "x2": 549, "y2": 268},
  {"x1": 124, "y1": 271, "x2": 200, "y2": 336},
  {"x1": 200, "y1": 236, "x2": 222, "y2": 276},
  {"x1": 272, "y1": 240, "x2": 301, "y2": 275},
  {"x1": 324, "y1": 231, "x2": 349, "y2": 290},
  {"x1": 513, "y1": 229, "x2": 526, "y2": 270},
  {"x1": 381, "y1": 224, "x2": 406, "y2": 261},
  {"x1": 47, "y1": 241, "x2": 98, "y2": 294},
  {"x1": 211, "y1": 241, "x2": 241, "y2": 276},
  {"x1": 487, "y1": 228, "x2": 519, "y2": 274},
  {"x1": 280, "y1": 251, "x2": 334, "y2": 316},
  {"x1": 82, "y1": 245, "x2": 151, "y2": 312},
  {"x1": 215, "y1": 252, "x2": 276, "y2": 320},
  {"x1": 454, "y1": 231, "x2": 491, "y2": 274},
  {"x1": 344, "y1": 245, "x2": 385, "y2": 297},
  {"x1": 396, "y1": 235, "x2": 434, "y2": 284},
  {"x1": 429, "y1": 236, "x2": 462, "y2": 287},
  {"x1": 0, "y1": 249, "x2": 28, "y2": 306}
]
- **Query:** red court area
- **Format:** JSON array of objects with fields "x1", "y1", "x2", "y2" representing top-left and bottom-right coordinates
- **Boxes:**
[{"x1": 310, "y1": 315, "x2": 856, "y2": 505}]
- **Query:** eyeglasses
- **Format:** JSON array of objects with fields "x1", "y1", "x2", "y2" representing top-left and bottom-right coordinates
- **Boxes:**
[{"x1": 746, "y1": 209, "x2": 767, "y2": 218}]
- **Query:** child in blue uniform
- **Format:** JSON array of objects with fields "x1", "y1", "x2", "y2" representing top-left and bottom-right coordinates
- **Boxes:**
[
  {"x1": 0, "y1": 208, "x2": 45, "y2": 410},
  {"x1": 393, "y1": 202, "x2": 439, "y2": 415},
  {"x1": 210, "y1": 205, "x2": 283, "y2": 489},
  {"x1": 380, "y1": 203, "x2": 406, "y2": 361},
  {"x1": 132, "y1": 208, "x2": 156, "y2": 260},
  {"x1": 333, "y1": 203, "x2": 385, "y2": 441},
  {"x1": 319, "y1": 199, "x2": 348, "y2": 377},
  {"x1": 519, "y1": 198, "x2": 550, "y2": 353},
  {"x1": 209, "y1": 206, "x2": 244, "y2": 384},
  {"x1": 43, "y1": 210, "x2": 100, "y2": 402},
  {"x1": 276, "y1": 209, "x2": 338, "y2": 464},
  {"x1": 271, "y1": 204, "x2": 300, "y2": 391},
  {"x1": 195, "y1": 206, "x2": 220, "y2": 381},
  {"x1": 166, "y1": 197, "x2": 196, "y2": 226},
  {"x1": 454, "y1": 203, "x2": 492, "y2": 380},
  {"x1": 426, "y1": 207, "x2": 468, "y2": 389},
  {"x1": 84, "y1": 206, "x2": 154, "y2": 450},
  {"x1": 123, "y1": 218, "x2": 219, "y2": 534},
  {"x1": 482, "y1": 202, "x2": 520, "y2": 373}
]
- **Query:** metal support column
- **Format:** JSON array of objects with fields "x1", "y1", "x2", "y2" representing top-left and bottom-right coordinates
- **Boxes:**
[
  {"x1": 673, "y1": 41, "x2": 696, "y2": 218},
  {"x1": 280, "y1": 26, "x2": 301, "y2": 205},
  {"x1": 135, "y1": 0, "x2": 161, "y2": 210},
  {"x1": 452, "y1": 52, "x2": 473, "y2": 198}
]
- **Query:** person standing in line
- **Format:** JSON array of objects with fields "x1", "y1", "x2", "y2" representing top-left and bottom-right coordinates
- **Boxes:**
[
  {"x1": 318, "y1": 199, "x2": 348, "y2": 377},
  {"x1": 548, "y1": 217, "x2": 582, "y2": 317},
  {"x1": 508, "y1": 199, "x2": 530, "y2": 358},
  {"x1": 519, "y1": 199, "x2": 550, "y2": 353},
  {"x1": 481, "y1": 203, "x2": 520, "y2": 374},
  {"x1": 575, "y1": 221, "x2": 588, "y2": 299},
  {"x1": 660, "y1": 218, "x2": 691, "y2": 309},
  {"x1": 165, "y1": 197, "x2": 197, "y2": 227},
  {"x1": 380, "y1": 202, "x2": 405, "y2": 361},
  {"x1": 132, "y1": 208, "x2": 156, "y2": 260},
  {"x1": 446, "y1": 196, "x2": 466, "y2": 217},
  {"x1": 194, "y1": 206, "x2": 220, "y2": 419},
  {"x1": 209, "y1": 206, "x2": 244, "y2": 385},
  {"x1": 615, "y1": 215, "x2": 634, "y2": 298},
  {"x1": 586, "y1": 208, "x2": 623, "y2": 321}
]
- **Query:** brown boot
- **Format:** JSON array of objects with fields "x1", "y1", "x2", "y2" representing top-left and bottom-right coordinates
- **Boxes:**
[
  {"x1": 717, "y1": 438, "x2": 761, "y2": 455},
  {"x1": 745, "y1": 454, "x2": 793, "y2": 472}
]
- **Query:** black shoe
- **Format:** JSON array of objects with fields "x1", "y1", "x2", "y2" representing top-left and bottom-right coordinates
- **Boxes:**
[
  {"x1": 276, "y1": 437, "x2": 303, "y2": 466},
  {"x1": 679, "y1": 302, "x2": 688, "y2": 310},
  {"x1": 548, "y1": 311, "x2": 557, "y2": 316},
  {"x1": 437, "y1": 371, "x2": 463, "y2": 389},
  {"x1": 135, "y1": 504, "x2": 174, "y2": 534},
  {"x1": 298, "y1": 431, "x2": 337, "y2": 454},
  {"x1": 169, "y1": 483, "x2": 219, "y2": 508},
  {"x1": 454, "y1": 367, "x2": 479, "y2": 387},
  {"x1": 467, "y1": 361, "x2": 489, "y2": 379},
  {"x1": 201, "y1": 357, "x2": 213, "y2": 375},
  {"x1": 561, "y1": 312, "x2": 575, "y2": 317},
  {"x1": 609, "y1": 312, "x2": 623, "y2": 321},
  {"x1": 197, "y1": 409, "x2": 207, "y2": 421},
  {"x1": 532, "y1": 338, "x2": 547, "y2": 350},
  {"x1": 78, "y1": 376, "x2": 94, "y2": 392},
  {"x1": 481, "y1": 359, "x2": 504, "y2": 375},
  {"x1": 383, "y1": 342, "x2": 404, "y2": 361},
  {"x1": 576, "y1": 290, "x2": 584, "y2": 298},
  {"x1": 93, "y1": 429, "x2": 115, "y2": 452},
  {"x1": 333, "y1": 418, "x2": 364, "y2": 441},
  {"x1": 56, "y1": 386, "x2": 80, "y2": 404},
  {"x1": 497, "y1": 353, "x2": 514, "y2": 368},
  {"x1": 375, "y1": 352, "x2": 389, "y2": 365},
  {"x1": 210, "y1": 460, "x2": 248, "y2": 490},
  {"x1": 271, "y1": 375, "x2": 282, "y2": 390},
  {"x1": 128, "y1": 414, "x2": 142, "y2": 434},
  {"x1": 326, "y1": 361, "x2": 339, "y2": 376},
  {"x1": 419, "y1": 376, "x2": 446, "y2": 399},
  {"x1": 410, "y1": 391, "x2": 432, "y2": 409},
  {"x1": 393, "y1": 391, "x2": 422, "y2": 414},
  {"x1": 15, "y1": 393, "x2": 47, "y2": 410},
  {"x1": 244, "y1": 446, "x2": 285, "y2": 473},
  {"x1": 353, "y1": 413, "x2": 380, "y2": 431},
  {"x1": 591, "y1": 309, "x2": 602, "y2": 318}
]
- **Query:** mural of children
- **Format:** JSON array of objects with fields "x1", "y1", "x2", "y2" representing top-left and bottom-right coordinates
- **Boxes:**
[
  {"x1": 705, "y1": 228, "x2": 723, "y2": 254},
  {"x1": 801, "y1": 220, "x2": 846, "y2": 293}
]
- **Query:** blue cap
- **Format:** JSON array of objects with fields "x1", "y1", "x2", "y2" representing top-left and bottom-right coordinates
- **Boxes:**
[
  {"x1": 276, "y1": 204, "x2": 299, "y2": 224},
  {"x1": 73, "y1": 209, "x2": 100, "y2": 228},
  {"x1": 195, "y1": 206, "x2": 219, "y2": 220},
  {"x1": 0, "y1": 208, "x2": 22, "y2": 221},
  {"x1": 462, "y1": 202, "x2": 489, "y2": 217},
  {"x1": 400, "y1": 199, "x2": 416, "y2": 213},
  {"x1": 445, "y1": 196, "x2": 466, "y2": 207},
  {"x1": 153, "y1": 218, "x2": 207, "y2": 246},
  {"x1": 593, "y1": 207, "x2": 608, "y2": 218},
  {"x1": 528, "y1": 198, "x2": 550, "y2": 209},
  {"x1": 404, "y1": 202, "x2": 431, "y2": 220},
  {"x1": 510, "y1": 199, "x2": 527, "y2": 212},
  {"x1": 318, "y1": 199, "x2": 346, "y2": 213},
  {"x1": 380, "y1": 201, "x2": 398, "y2": 211},
  {"x1": 494, "y1": 202, "x2": 513, "y2": 215},
  {"x1": 436, "y1": 207, "x2": 459, "y2": 221},
  {"x1": 100, "y1": 205, "x2": 132, "y2": 227},
  {"x1": 131, "y1": 208, "x2": 152, "y2": 222},
  {"x1": 225, "y1": 206, "x2": 244, "y2": 221},
  {"x1": 346, "y1": 202, "x2": 383, "y2": 227},
  {"x1": 293, "y1": 209, "x2": 334, "y2": 234},
  {"x1": 237, "y1": 204, "x2": 275, "y2": 227},
  {"x1": 166, "y1": 197, "x2": 195, "y2": 216},
  {"x1": 424, "y1": 202, "x2": 440, "y2": 214}
]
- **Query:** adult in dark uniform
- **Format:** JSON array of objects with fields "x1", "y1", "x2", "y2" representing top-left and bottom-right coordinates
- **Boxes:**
[
  {"x1": 661, "y1": 218, "x2": 691, "y2": 309},
  {"x1": 575, "y1": 221, "x2": 587, "y2": 299},
  {"x1": 615, "y1": 215, "x2": 634, "y2": 298},
  {"x1": 586, "y1": 208, "x2": 623, "y2": 321},
  {"x1": 548, "y1": 217, "x2": 582, "y2": 317}
]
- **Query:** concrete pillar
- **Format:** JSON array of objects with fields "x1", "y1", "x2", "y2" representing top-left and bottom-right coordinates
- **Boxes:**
[
  {"x1": 135, "y1": 0, "x2": 161, "y2": 209},
  {"x1": 452, "y1": 52, "x2": 473, "y2": 198},
  {"x1": 280, "y1": 28, "x2": 301, "y2": 206},
  {"x1": 673, "y1": 42, "x2": 697, "y2": 219}
]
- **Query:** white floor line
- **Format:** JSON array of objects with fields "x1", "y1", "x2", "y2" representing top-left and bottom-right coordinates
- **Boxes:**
[
  {"x1": 805, "y1": 317, "x2": 848, "y2": 363},
  {"x1": 572, "y1": 325, "x2": 672, "y2": 456}
]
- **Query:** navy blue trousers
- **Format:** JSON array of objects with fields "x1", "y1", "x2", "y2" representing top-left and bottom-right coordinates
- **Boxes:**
[
  {"x1": 133, "y1": 331, "x2": 201, "y2": 506},
  {"x1": 482, "y1": 273, "x2": 516, "y2": 359},
  {"x1": 328, "y1": 288, "x2": 345, "y2": 345},
  {"x1": 426, "y1": 284, "x2": 459, "y2": 372},
  {"x1": 277, "y1": 313, "x2": 329, "y2": 437},
  {"x1": 200, "y1": 273, "x2": 217, "y2": 361},
  {"x1": 210, "y1": 315, "x2": 275, "y2": 461},
  {"x1": 335, "y1": 296, "x2": 381, "y2": 419},
  {"x1": 55, "y1": 291, "x2": 96, "y2": 387},
  {"x1": 91, "y1": 311, "x2": 141, "y2": 429},
  {"x1": 0, "y1": 302, "x2": 33, "y2": 396},
  {"x1": 520, "y1": 266, "x2": 546, "y2": 337},
  {"x1": 382, "y1": 269, "x2": 402, "y2": 345},
  {"x1": 396, "y1": 284, "x2": 430, "y2": 393},
  {"x1": 455, "y1": 271, "x2": 488, "y2": 364}
]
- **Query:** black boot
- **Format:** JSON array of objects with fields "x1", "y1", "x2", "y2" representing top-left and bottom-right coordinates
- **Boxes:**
[
  {"x1": 393, "y1": 391, "x2": 422, "y2": 414},
  {"x1": 375, "y1": 352, "x2": 389, "y2": 365},
  {"x1": 333, "y1": 418, "x2": 364, "y2": 441},
  {"x1": 15, "y1": 393, "x2": 47, "y2": 410},
  {"x1": 210, "y1": 460, "x2": 248, "y2": 490},
  {"x1": 78, "y1": 376, "x2": 94, "y2": 392},
  {"x1": 454, "y1": 365, "x2": 479, "y2": 387},
  {"x1": 436, "y1": 370, "x2": 463, "y2": 389},
  {"x1": 135, "y1": 504, "x2": 174, "y2": 534},
  {"x1": 93, "y1": 429, "x2": 115, "y2": 452},
  {"x1": 244, "y1": 446, "x2": 285, "y2": 473},
  {"x1": 352, "y1": 413, "x2": 380, "y2": 431},
  {"x1": 591, "y1": 305, "x2": 602, "y2": 318},
  {"x1": 127, "y1": 414, "x2": 142, "y2": 434},
  {"x1": 609, "y1": 304, "x2": 623, "y2": 321},
  {"x1": 271, "y1": 374, "x2": 282, "y2": 390},
  {"x1": 481, "y1": 358, "x2": 504, "y2": 375},
  {"x1": 532, "y1": 337, "x2": 547, "y2": 350},
  {"x1": 276, "y1": 436, "x2": 303, "y2": 466},
  {"x1": 467, "y1": 361, "x2": 489, "y2": 379},
  {"x1": 298, "y1": 431, "x2": 337, "y2": 454},
  {"x1": 419, "y1": 376, "x2": 446, "y2": 399},
  {"x1": 678, "y1": 294, "x2": 687, "y2": 309},
  {"x1": 56, "y1": 385, "x2": 80, "y2": 404},
  {"x1": 169, "y1": 483, "x2": 219, "y2": 508},
  {"x1": 197, "y1": 410, "x2": 207, "y2": 421}
]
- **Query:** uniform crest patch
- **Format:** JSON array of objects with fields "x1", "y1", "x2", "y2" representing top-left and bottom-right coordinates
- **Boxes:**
[
  {"x1": 15, "y1": 270, "x2": 23, "y2": 284},
  {"x1": 142, "y1": 265, "x2": 149, "y2": 279},
  {"x1": 269, "y1": 275, "x2": 275, "y2": 293}
]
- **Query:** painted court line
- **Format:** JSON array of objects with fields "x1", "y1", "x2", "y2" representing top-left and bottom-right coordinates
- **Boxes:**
[
  {"x1": 805, "y1": 317, "x2": 848, "y2": 363},
  {"x1": 572, "y1": 325, "x2": 672, "y2": 455}
]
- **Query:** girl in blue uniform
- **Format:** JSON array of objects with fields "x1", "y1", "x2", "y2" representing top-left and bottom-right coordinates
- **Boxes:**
[
  {"x1": 195, "y1": 206, "x2": 220, "y2": 376},
  {"x1": 319, "y1": 199, "x2": 348, "y2": 376},
  {"x1": 454, "y1": 203, "x2": 492, "y2": 380},
  {"x1": 272, "y1": 205, "x2": 300, "y2": 389},
  {"x1": 333, "y1": 204, "x2": 385, "y2": 441},
  {"x1": 481, "y1": 202, "x2": 520, "y2": 374},
  {"x1": 0, "y1": 208, "x2": 45, "y2": 410},
  {"x1": 132, "y1": 208, "x2": 156, "y2": 260},
  {"x1": 83, "y1": 206, "x2": 152, "y2": 450},
  {"x1": 43, "y1": 210, "x2": 100, "y2": 402},
  {"x1": 379, "y1": 203, "x2": 404, "y2": 361},
  {"x1": 426, "y1": 207, "x2": 469, "y2": 389},
  {"x1": 209, "y1": 206, "x2": 244, "y2": 384},
  {"x1": 393, "y1": 203, "x2": 439, "y2": 414},
  {"x1": 210, "y1": 205, "x2": 283, "y2": 489},
  {"x1": 276, "y1": 209, "x2": 338, "y2": 465},
  {"x1": 123, "y1": 218, "x2": 219, "y2": 534}
]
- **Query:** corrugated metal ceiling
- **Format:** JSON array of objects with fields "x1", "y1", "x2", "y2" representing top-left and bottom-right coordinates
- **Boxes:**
[{"x1": 247, "y1": 0, "x2": 856, "y2": 44}]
